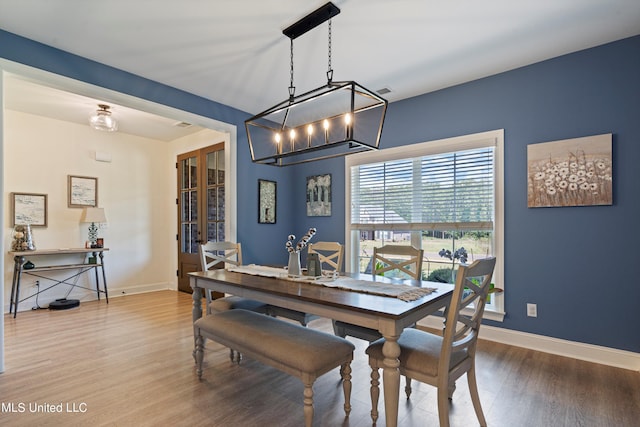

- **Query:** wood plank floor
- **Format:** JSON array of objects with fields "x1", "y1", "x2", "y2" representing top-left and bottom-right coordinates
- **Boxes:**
[{"x1": 2, "y1": 290, "x2": 639, "y2": 426}]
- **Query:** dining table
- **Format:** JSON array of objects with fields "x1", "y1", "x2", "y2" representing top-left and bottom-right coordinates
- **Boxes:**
[{"x1": 189, "y1": 265, "x2": 454, "y2": 427}]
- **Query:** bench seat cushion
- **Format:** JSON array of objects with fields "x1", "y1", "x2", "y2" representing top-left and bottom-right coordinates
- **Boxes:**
[
  {"x1": 210, "y1": 296, "x2": 269, "y2": 313},
  {"x1": 195, "y1": 309, "x2": 354, "y2": 374}
]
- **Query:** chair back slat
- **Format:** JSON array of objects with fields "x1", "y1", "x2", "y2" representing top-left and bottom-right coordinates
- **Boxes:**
[
  {"x1": 199, "y1": 241, "x2": 243, "y2": 271},
  {"x1": 440, "y1": 257, "x2": 496, "y2": 368},
  {"x1": 308, "y1": 242, "x2": 344, "y2": 272},
  {"x1": 373, "y1": 245, "x2": 424, "y2": 280}
]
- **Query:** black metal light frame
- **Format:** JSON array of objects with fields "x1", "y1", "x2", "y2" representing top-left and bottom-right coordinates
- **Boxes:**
[{"x1": 245, "y1": 2, "x2": 388, "y2": 167}]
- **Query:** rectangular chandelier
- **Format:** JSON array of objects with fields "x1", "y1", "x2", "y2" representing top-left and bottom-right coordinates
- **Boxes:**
[{"x1": 245, "y1": 2, "x2": 388, "y2": 167}]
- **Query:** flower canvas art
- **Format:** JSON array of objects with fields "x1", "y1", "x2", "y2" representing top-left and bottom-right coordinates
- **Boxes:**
[{"x1": 527, "y1": 134, "x2": 612, "y2": 208}]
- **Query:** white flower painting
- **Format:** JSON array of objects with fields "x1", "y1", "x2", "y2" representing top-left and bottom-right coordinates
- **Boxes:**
[{"x1": 527, "y1": 134, "x2": 612, "y2": 208}]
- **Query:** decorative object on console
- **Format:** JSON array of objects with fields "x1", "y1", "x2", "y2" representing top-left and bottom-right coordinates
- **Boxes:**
[
  {"x1": 307, "y1": 174, "x2": 331, "y2": 216},
  {"x1": 80, "y1": 207, "x2": 107, "y2": 247},
  {"x1": 245, "y1": 2, "x2": 387, "y2": 166},
  {"x1": 285, "y1": 228, "x2": 316, "y2": 276},
  {"x1": 89, "y1": 104, "x2": 118, "y2": 132},
  {"x1": 11, "y1": 224, "x2": 36, "y2": 251},
  {"x1": 12, "y1": 192, "x2": 47, "y2": 227},
  {"x1": 68, "y1": 175, "x2": 98, "y2": 208}
]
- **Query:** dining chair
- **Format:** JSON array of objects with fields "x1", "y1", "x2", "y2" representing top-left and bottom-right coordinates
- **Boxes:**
[
  {"x1": 332, "y1": 244, "x2": 424, "y2": 341},
  {"x1": 371, "y1": 244, "x2": 424, "y2": 280},
  {"x1": 268, "y1": 242, "x2": 344, "y2": 326},
  {"x1": 308, "y1": 241, "x2": 344, "y2": 272},
  {"x1": 365, "y1": 257, "x2": 497, "y2": 427},
  {"x1": 199, "y1": 241, "x2": 269, "y2": 363}
]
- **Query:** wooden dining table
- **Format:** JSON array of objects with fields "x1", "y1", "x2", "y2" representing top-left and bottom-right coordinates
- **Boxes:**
[{"x1": 189, "y1": 268, "x2": 454, "y2": 427}]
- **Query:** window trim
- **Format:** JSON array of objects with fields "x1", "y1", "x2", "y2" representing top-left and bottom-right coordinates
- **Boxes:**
[{"x1": 345, "y1": 129, "x2": 505, "y2": 321}]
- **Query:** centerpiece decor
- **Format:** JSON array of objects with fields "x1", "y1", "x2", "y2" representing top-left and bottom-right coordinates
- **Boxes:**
[{"x1": 285, "y1": 227, "x2": 316, "y2": 276}]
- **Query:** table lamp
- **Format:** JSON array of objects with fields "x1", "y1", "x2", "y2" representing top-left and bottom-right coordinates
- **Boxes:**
[{"x1": 80, "y1": 207, "x2": 107, "y2": 247}]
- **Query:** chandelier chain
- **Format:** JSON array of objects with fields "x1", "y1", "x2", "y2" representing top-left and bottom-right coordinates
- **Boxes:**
[
  {"x1": 327, "y1": 19, "x2": 333, "y2": 83},
  {"x1": 289, "y1": 38, "x2": 295, "y2": 100}
]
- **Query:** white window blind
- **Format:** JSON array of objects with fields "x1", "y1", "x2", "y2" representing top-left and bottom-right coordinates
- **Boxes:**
[{"x1": 351, "y1": 147, "x2": 494, "y2": 231}]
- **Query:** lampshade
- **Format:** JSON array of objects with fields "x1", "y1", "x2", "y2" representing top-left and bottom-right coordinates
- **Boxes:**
[
  {"x1": 245, "y1": 2, "x2": 387, "y2": 167},
  {"x1": 89, "y1": 104, "x2": 118, "y2": 132},
  {"x1": 80, "y1": 207, "x2": 107, "y2": 224}
]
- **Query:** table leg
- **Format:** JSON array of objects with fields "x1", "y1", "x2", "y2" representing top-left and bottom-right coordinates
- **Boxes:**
[
  {"x1": 93, "y1": 252, "x2": 101, "y2": 300},
  {"x1": 192, "y1": 282, "x2": 203, "y2": 360},
  {"x1": 10, "y1": 255, "x2": 25, "y2": 318},
  {"x1": 97, "y1": 251, "x2": 109, "y2": 303},
  {"x1": 382, "y1": 335, "x2": 401, "y2": 427}
]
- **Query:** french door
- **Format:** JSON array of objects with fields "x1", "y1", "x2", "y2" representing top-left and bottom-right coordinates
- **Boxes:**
[{"x1": 177, "y1": 143, "x2": 225, "y2": 293}]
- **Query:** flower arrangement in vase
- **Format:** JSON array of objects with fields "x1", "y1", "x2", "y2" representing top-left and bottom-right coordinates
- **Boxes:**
[{"x1": 285, "y1": 227, "x2": 316, "y2": 276}]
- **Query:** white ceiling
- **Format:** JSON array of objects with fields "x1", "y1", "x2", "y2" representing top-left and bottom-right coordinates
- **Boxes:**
[{"x1": 1, "y1": 0, "x2": 639, "y2": 139}]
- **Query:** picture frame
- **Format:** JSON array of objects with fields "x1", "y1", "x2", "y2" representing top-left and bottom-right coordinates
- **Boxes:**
[
  {"x1": 306, "y1": 173, "x2": 332, "y2": 216},
  {"x1": 68, "y1": 175, "x2": 98, "y2": 208},
  {"x1": 527, "y1": 133, "x2": 612, "y2": 208},
  {"x1": 12, "y1": 192, "x2": 48, "y2": 227},
  {"x1": 258, "y1": 179, "x2": 277, "y2": 224}
]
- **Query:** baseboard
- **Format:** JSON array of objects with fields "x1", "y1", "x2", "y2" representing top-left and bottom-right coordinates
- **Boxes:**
[
  {"x1": 4, "y1": 282, "x2": 171, "y2": 314},
  {"x1": 418, "y1": 316, "x2": 640, "y2": 372},
  {"x1": 112, "y1": 282, "x2": 172, "y2": 297}
]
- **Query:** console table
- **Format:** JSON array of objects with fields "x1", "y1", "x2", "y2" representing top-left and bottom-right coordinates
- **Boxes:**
[{"x1": 9, "y1": 248, "x2": 109, "y2": 318}]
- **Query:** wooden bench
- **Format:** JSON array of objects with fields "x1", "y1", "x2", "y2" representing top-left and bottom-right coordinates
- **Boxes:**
[{"x1": 194, "y1": 309, "x2": 355, "y2": 427}]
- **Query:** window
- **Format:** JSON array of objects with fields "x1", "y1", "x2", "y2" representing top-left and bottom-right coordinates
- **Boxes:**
[{"x1": 346, "y1": 130, "x2": 504, "y2": 321}]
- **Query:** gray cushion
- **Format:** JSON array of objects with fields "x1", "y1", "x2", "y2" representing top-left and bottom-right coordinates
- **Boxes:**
[
  {"x1": 196, "y1": 309, "x2": 354, "y2": 373},
  {"x1": 210, "y1": 296, "x2": 269, "y2": 313},
  {"x1": 366, "y1": 328, "x2": 468, "y2": 376}
]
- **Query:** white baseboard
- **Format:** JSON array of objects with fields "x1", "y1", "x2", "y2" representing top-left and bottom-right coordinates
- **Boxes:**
[
  {"x1": 110, "y1": 282, "x2": 172, "y2": 297},
  {"x1": 4, "y1": 282, "x2": 171, "y2": 313},
  {"x1": 418, "y1": 316, "x2": 640, "y2": 372}
]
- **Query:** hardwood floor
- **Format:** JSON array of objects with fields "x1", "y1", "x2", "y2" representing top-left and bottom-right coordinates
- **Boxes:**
[{"x1": 2, "y1": 290, "x2": 638, "y2": 426}]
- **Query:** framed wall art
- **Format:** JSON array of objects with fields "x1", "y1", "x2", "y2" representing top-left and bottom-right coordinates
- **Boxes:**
[
  {"x1": 306, "y1": 173, "x2": 331, "y2": 216},
  {"x1": 258, "y1": 179, "x2": 276, "y2": 224},
  {"x1": 527, "y1": 133, "x2": 612, "y2": 208},
  {"x1": 12, "y1": 192, "x2": 48, "y2": 227},
  {"x1": 68, "y1": 175, "x2": 98, "y2": 208}
]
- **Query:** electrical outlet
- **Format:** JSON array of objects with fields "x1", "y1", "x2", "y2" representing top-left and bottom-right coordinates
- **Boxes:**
[{"x1": 527, "y1": 303, "x2": 537, "y2": 317}]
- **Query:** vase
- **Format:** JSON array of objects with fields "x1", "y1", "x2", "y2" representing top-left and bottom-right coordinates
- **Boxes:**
[
  {"x1": 23, "y1": 224, "x2": 36, "y2": 251},
  {"x1": 288, "y1": 251, "x2": 301, "y2": 276}
]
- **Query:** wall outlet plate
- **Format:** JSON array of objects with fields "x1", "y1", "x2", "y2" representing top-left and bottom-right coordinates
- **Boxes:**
[{"x1": 527, "y1": 303, "x2": 537, "y2": 317}]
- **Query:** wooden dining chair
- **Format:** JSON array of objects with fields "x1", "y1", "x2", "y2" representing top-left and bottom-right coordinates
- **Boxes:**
[
  {"x1": 308, "y1": 241, "x2": 344, "y2": 272},
  {"x1": 268, "y1": 242, "x2": 344, "y2": 327},
  {"x1": 372, "y1": 244, "x2": 424, "y2": 280},
  {"x1": 199, "y1": 241, "x2": 269, "y2": 363},
  {"x1": 333, "y1": 244, "x2": 424, "y2": 342},
  {"x1": 365, "y1": 257, "x2": 497, "y2": 427}
]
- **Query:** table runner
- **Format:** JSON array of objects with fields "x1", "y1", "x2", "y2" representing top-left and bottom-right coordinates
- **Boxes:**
[{"x1": 226, "y1": 264, "x2": 437, "y2": 302}]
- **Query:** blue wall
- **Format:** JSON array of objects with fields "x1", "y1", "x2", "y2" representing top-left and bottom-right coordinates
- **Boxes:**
[
  {"x1": 290, "y1": 35, "x2": 640, "y2": 353},
  {"x1": 2, "y1": 29, "x2": 638, "y2": 353}
]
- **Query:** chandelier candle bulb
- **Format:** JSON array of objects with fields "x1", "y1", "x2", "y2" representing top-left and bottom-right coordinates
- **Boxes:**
[
  {"x1": 345, "y1": 113, "x2": 353, "y2": 139},
  {"x1": 274, "y1": 133, "x2": 282, "y2": 155},
  {"x1": 323, "y1": 119, "x2": 330, "y2": 144},
  {"x1": 307, "y1": 124, "x2": 314, "y2": 147},
  {"x1": 289, "y1": 129, "x2": 296, "y2": 151}
]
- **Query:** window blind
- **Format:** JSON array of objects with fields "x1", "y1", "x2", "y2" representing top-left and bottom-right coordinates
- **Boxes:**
[{"x1": 351, "y1": 147, "x2": 494, "y2": 231}]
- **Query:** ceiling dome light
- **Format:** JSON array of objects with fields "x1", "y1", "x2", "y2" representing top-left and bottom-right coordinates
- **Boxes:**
[{"x1": 89, "y1": 104, "x2": 118, "y2": 132}]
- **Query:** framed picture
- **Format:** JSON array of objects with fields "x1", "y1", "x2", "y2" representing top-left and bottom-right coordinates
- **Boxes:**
[
  {"x1": 258, "y1": 179, "x2": 276, "y2": 224},
  {"x1": 527, "y1": 133, "x2": 612, "y2": 208},
  {"x1": 12, "y1": 192, "x2": 48, "y2": 227},
  {"x1": 68, "y1": 175, "x2": 98, "y2": 208},
  {"x1": 307, "y1": 174, "x2": 331, "y2": 216}
]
